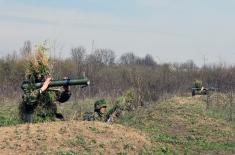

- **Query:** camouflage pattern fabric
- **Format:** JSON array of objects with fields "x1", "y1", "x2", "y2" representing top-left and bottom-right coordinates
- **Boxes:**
[
  {"x1": 19, "y1": 47, "x2": 71, "y2": 123},
  {"x1": 20, "y1": 87, "x2": 71, "y2": 123},
  {"x1": 94, "y1": 98, "x2": 107, "y2": 110},
  {"x1": 83, "y1": 99, "x2": 121, "y2": 122},
  {"x1": 106, "y1": 105, "x2": 122, "y2": 123},
  {"x1": 83, "y1": 112, "x2": 95, "y2": 121},
  {"x1": 83, "y1": 91, "x2": 136, "y2": 123},
  {"x1": 94, "y1": 112, "x2": 107, "y2": 122},
  {"x1": 83, "y1": 98, "x2": 108, "y2": 122},
  {"x1": 83, "y1": 111, "x2": 107, "y2": 122}
]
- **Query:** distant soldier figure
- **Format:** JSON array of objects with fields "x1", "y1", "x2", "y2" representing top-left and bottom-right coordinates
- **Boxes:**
[
  {"x1": 19, "y1": 49, "x2": 71, "y2": 123},
  {"x1": 192, "y1": 80, "x2": 208, "y2": 96},
  {"x1": 83, "y1": 98, "x2": 122, "y2": 122}
]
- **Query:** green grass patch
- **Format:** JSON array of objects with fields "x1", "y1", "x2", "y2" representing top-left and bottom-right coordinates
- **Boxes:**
[
  {"x1": 68, "y1": 135, "x2": 87, "y2": 147},
  {"x1": 118, "y1": 96, "x2": 235, "y2": 155},
  {"x1": 152, "y1": 134, "x2": 185, "y2": 145},
  {"x1": 206, "y1": 106, "x2": 235, "y2": 123},
  {"x1": 0, "y1": 116, "x2": 20, "y2": 126},
  {"x1": 0, "y1": 96, "x2": 234, "y2": 154},
  {"x1": 0, "y1": 103, "x2": 21, "y2": 126},
  {"x1": 57, "y1": 150, "x2": 77, "y2": 155}
]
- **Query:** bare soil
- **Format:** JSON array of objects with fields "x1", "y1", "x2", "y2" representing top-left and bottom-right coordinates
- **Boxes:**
[{"x1": 0, "y1": 121, "x2": 151, "y2": 155}]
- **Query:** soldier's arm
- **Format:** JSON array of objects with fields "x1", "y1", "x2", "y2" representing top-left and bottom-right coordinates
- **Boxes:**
[
  {"x1": 105, "y1": 105, "x2": 122, "y2": 123},
  {"x1": 39, "y1": 77, "x2": 52, "y2": 93},
  {"x1": 23, "y1": 77, "x2": 52, "y2": 105}
]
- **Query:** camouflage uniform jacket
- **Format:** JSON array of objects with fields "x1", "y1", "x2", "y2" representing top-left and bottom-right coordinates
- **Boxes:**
[
  {"x1": 83, "y1": 111, "x2": 108, "y2": 122},
  {"x1": 21, "y1": 87, "x2": 71, "y2": 122}
]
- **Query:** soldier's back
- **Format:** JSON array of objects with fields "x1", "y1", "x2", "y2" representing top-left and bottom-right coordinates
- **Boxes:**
[
  {"x1": 83, "y1": 111, "x2": 95, "y2": 121},
  {"x1": 83, "y1": 111, "x2": 107, "y2": 122}
]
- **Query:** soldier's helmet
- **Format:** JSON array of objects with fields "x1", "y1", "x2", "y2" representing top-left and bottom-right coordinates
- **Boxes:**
[
  {"x1": 94, "y1": 98, "x2": 107, "y2": 110},
  {"x1": 26, "y1": 45, "x2": 50, "y2": 82}
]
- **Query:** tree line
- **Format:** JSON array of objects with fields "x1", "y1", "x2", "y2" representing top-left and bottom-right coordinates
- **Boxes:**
[{"x1": 0, "y1": 41, "x2": 235, "y2": 106}]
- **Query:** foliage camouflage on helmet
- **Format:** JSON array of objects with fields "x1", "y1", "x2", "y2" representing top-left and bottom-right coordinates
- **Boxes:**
[
  {"x1": 25, "y1": 42, "x2": 50, "y2": 81},
  {"x1": 194, "y1": 80, "x2": 203, "y2": 89},
  {"x1": 94, "y1": 98, "x2": 107, "y2": 110}
]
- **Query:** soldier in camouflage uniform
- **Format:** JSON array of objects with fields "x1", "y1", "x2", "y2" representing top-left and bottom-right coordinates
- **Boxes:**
[
  {"x1": 83, "y1": 98, "x2": 123, "y2": 123},
  {"x1": 83, "y1": 98, "x2": 109, "y2": 121},
  {"x1": 192, "y1": 80, "x2": 208, "y2": 96},
  {"x1": 93, "y1": 98, "x2": 108, "y2": 121},
  {"x1": 19, "y1": 50, "x2": 71, "y2": 123},
  {"x1": 83, "y1": 90, "x2": 135, "y2": 123}
]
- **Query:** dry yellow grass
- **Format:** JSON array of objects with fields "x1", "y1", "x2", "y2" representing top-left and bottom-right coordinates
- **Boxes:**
[{"x1": 0, "y1": 121, "x2": 151, "y2": 154}]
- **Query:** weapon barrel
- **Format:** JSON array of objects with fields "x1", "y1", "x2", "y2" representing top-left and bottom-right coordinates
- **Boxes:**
[{"x1": 21, "y1": 78, "x2": 90, "y2": 90}]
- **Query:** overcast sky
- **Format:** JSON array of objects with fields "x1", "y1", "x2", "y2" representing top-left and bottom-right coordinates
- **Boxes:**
[{"x1": 0, "y1": 0, "x2": 235, "y2": 66}]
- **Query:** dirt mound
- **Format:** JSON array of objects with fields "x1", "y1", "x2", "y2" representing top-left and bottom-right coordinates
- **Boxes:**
[{"x1": 0, "y1": 121, "x2": 151, "y2": 154}]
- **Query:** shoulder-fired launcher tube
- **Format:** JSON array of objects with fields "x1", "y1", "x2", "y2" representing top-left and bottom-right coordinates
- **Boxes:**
[{"x1": 21, "y1": 78, "x2": 90, "y2": 90}]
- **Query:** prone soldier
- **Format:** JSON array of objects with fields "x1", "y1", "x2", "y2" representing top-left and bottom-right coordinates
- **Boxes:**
[{"x1": 83, "y1": 98, "x2": 122, "y2": 123}]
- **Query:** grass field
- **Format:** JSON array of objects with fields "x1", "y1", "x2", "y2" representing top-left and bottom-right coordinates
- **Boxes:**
[
  {"x1": 0, "y1": 95, "x2": 234, "y2": 154},
  {"x1": 118, "y1": 96, "x2": 235, "y2": 154}
]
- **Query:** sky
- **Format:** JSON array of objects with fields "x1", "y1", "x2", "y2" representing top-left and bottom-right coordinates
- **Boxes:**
[{"x1": 0, "y1": 0, "x2": 235, "y2": 66}]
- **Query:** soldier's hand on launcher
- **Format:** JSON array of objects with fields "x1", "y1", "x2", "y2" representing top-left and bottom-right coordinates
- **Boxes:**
[{"x1": 40, "y1": 77, "x2": 52, "y2": 92}]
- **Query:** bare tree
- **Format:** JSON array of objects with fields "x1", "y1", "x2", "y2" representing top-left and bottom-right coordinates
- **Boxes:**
[
  {"x1": 20, "y1": 40, "x2": 31, "y2": 57},
  {"x1": 143, "y1": 54, "x2": 156, "y2": 66},
  {"x1": 119, "y1": 52, "x2": 138, "y2": 65},
  {"x1": 93, "y1": 48, "x2": 115, "y2": 65},
  {"x1": 71, "y1": 47, "x2": 86, "y2": 75},
  {"x1": 136, "y1": 54, "x2": 157, "y2": 66}
]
